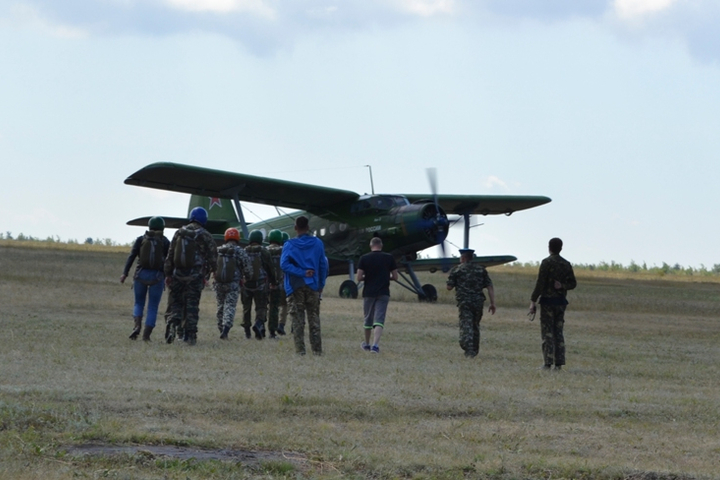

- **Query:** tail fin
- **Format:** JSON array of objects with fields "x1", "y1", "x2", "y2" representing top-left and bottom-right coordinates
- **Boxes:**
[{"x1": 188, "y1": 195, "x2": 239, "y2": 223}]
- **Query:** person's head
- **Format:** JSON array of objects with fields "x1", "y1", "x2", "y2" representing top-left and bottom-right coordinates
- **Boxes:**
[
  {"x1": 281, "y1": 232, "x2": 289, "y2": 244},
  {"x1": 148, "y1": 216, "x2": 165, "y2": 231},
  {"x1": 458, "y1": 249, "x2": 474, "y2": 263},
  {"x1": 189, "y1": 206, "x2": 208, "y2": 226},
  {"x1": 294, "y1": 216, "x2": 310, "y2": 234},
  {"x1": 248, "y1": 229, "x2": 264, "y2": 245},
  {"x1": 548, "y1": 237, "x2": 563, "y2": 254},
  {"x1": 369, "y1": 237, "x2": 383, "y2": 251},
  {"x1": 224, "y1": 228, "x2": 241, "y2": 243},
  {"x1": 267, "y1": 229, "x2": 283, "y2": 245}
]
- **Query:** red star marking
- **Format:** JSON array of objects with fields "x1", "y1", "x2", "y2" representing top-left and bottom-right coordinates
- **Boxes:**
[{"x1": 208, "y1": 197, "x2": 222, "y2": 210}]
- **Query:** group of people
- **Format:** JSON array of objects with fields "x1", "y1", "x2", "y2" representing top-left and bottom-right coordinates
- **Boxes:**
[
  {"x1": 446, "y1": 237, "x2": 577, "y2": 369},
  {"x1": 122, "y1": 209, "x2": 576, "y2": 367},
  {"x1": 121, "y1": 209, "x2": 328, "y2": 354}
]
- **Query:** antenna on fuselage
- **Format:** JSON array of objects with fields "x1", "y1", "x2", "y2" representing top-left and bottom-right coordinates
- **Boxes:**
[{"x1": 365, "y1": 165, "x2": 375, "y2": 195}]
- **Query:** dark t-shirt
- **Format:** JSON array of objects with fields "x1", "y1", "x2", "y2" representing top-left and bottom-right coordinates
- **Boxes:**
[{"x1": 358, "y1": 251, "x2": 398, "y2": 297}]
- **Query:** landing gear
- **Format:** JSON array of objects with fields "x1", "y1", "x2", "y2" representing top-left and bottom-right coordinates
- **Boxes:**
[
  {"x1": 418, "y1": 284, "x2": 437, "y2": 303},
  {"x1": 339, "y1": 280, "x2": 359, "y2": 299}
]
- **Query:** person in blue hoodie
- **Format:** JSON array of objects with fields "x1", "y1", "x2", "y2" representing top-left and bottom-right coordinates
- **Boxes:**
[{"x1": 280, "y1": 216, "x2": 328, "y2": 355}]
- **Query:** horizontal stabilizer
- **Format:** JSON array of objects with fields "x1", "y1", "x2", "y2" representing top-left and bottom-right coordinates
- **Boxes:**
[
  {"x1": 403, "y1": 255, "x2": 517, "y2": 273},
  {"x1": 126, "y1": 216, "x2": 230, "y2": 230}
]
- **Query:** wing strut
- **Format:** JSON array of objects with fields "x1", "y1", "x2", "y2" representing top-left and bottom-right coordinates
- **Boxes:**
[
  {"x1": 232, "y1": 189, "x2": 249, "y2": 239},
  {"x1": 463, "y1": 212, "x2": 470, "y2": 249}
]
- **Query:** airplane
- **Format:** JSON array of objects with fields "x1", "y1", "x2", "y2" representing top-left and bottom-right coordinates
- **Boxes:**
[{"x1": 125, "y1": 162, "x2": 550, "y2": 302}]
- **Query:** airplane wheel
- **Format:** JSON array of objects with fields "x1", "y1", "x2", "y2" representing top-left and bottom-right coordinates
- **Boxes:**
[
  {"x1": 419, "y1": 284, "x2": 438, "y2": 303},
  {"x1": 339, "y1": 280, "x2": 358, "y2": 299}
]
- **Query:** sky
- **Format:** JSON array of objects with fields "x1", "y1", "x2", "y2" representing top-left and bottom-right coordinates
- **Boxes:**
[{"x1": 1, "y1": 0, "x2": 719, "y2": 268}]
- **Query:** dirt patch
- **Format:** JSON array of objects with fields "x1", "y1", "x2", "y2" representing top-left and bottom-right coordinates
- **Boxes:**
[{"x1": 64, "y1": 443, "x2": 307, "y2": 467}]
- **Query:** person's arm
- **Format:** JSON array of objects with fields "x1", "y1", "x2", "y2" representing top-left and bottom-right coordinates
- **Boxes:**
[
  {"x1": 390, "y1": 269, "x2": 398, "y2": 281},
  {"x1": 120, "y1": 237, "x2": 142, "y2": 283},
  {"x1": 487, "y1": 284, "x2": 496, "y2": 315},
  {"x1": 356, "y1": 269, "x2": 365, "y2": 284}
]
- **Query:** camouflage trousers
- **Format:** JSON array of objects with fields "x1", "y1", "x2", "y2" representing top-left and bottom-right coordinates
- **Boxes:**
[
  {"x1": 241, "y1": 288, "x2": 268, "y2": 329},
  {"x1": 165, "y1": 276, "x2": 204, "y2": 335},
  {"x1": 288, "y1": 286, "x2": 322, "y2": 355},
  {"x1": 458, "y1": 301, "x2": 483, "y2": 357},
  {"x1": 268, "y1": 287, "x2": 287, "y2": 333},
  {"x1": 540, "y1": 304, "x2": 566, "y2": 366},
  {"x1": 215, "y1": 282, "x2": 240, "y2": 330}
]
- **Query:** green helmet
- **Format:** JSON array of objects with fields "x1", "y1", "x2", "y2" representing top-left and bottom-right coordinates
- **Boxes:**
[
  {"x1": 148, "y1": 216, "x2": 165, "y2": 230},
  {"x1": 267, "y1": 229, "x2": 283, "y2": 244},
  {"x1": 281, "y1": 232, "x2": 289, "y2": 244},
  {"x1": 248, "y1": 229, "x2": 264, "y2": 244}
]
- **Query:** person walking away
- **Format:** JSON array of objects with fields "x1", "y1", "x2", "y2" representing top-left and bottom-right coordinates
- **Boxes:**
[
  {"x1": 214, "y1": 228, "x2": 253, "y2": 340},
  {"x1": 266, "y1": 229, "x2": 287, "y2": 338},
  {"x1": 280, "y1": 216, "x2": 328, "y2": 355},
  {"x1": 241, "y1": 230, "x2": 277, "y2": 340},
  {"x1": 163, "y1": 207, "x2": 217, "y2": 346},
  {"x1": 529, "y1": 237, "x2": 577, "y2": 370},
  {"x1": 356, "y1": 237, "x2": 398, "y2": 354},
  {"x1": 446, "y1": 249, "x2": 496, "y2": 358},
  {"x1": 120, "y1": 216, "x2": 170, "y2": 341}
]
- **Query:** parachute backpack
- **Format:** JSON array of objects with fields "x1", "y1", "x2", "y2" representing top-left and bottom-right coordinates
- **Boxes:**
[
  {"x1": 244, "y1": 244, "x2": 267, "y2": 287},
  {"x1": 173, "y1": 226, "x2": 201, "y2": 269},
  {"x1": 216, "y1": 244, "x2": 238, "y2": 283},
  {"x1": 139, "y1": 230, "x2": 165, "y2": 270}
]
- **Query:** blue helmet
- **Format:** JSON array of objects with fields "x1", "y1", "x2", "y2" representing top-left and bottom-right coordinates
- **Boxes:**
[{"x1": 189, "y1": 207, "x2": 208, "y2": 225}]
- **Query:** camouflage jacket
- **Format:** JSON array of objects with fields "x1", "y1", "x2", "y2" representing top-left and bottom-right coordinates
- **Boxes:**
[
  {"x1": 164, "y1": 222, "x2": 218, "y2": 279},
  {"x1": 530, "y1": 254, "x2": 577, "y2": 305},
  {"x1": 447, "y1": 263, "x2": 493, "y2": 304}
]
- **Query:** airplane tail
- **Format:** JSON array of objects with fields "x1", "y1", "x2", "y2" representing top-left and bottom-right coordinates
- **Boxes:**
[{"x1": 188, "y1": 195, "x2": 239, "y2": 223}]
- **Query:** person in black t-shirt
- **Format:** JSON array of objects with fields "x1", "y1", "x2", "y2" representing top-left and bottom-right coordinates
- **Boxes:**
[{"x1": 355, "y1": 237, "x2": 398, "y2": 354}]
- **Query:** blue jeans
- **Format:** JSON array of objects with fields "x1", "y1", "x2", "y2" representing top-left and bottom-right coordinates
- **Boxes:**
[{"x1": 133, "y1": 269, "x2": 165, "y2": 327}]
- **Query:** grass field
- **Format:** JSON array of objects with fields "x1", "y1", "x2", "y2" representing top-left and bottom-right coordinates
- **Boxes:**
[{"x1": 1, "y1": 243, "x2": 719, "y2": 479}]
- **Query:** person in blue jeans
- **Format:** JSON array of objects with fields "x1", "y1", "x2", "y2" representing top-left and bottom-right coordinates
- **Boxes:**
[{"x1": 120, "y1": 216, "x2": 170, "y2": 341}]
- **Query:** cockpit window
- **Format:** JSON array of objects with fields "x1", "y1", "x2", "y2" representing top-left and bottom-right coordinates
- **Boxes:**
[{"x1": 351, "y1": 195, "x2": 408, "y2": 214}]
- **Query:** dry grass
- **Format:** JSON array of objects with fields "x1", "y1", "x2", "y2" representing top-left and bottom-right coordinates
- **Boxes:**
[{"x1": 1, "y1": 245, "x2": 719, "y2": 479}]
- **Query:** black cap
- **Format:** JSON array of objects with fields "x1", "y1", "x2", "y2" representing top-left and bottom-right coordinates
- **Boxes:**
[{"x1": 458, "y1": 249, "x2": 475, "y2": 256}]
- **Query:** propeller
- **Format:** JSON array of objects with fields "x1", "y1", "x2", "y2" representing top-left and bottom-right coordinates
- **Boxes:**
[{"x1": 426, "y1": 168, "x2": 451, "y2": 272}]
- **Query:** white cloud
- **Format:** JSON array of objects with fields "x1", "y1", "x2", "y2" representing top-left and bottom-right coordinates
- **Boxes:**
[
  {"x1": 484, "y1": 175, "x2": 509, "y2": 190},
  {"x1": 394, "y1": 0, "x2": 456, "y2": 17},
  {"x1": 614, "y1": 0, "x2": 679, "y2": 19},
  {"x1": 164, "y1": 0, "x2": 275, "y2": 17},
  {"x1": 5, "y1": 4, "x2": 88, "y2": 38}
]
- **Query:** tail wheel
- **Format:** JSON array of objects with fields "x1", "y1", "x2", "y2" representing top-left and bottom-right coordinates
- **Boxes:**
[
  {"x1": 418, "y1": 284, "x2": 437, "y2": 303},
  {"x1": 339, "y1": 280, "x2": 359, "y2": 299}
]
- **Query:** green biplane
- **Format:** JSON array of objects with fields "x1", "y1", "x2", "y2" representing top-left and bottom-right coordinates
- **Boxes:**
[{"x1": 125, "y1": 162, "x2": 550, "y2": 302}]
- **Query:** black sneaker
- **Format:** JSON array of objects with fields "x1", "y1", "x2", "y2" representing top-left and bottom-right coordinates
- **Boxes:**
[
  {"x1": 277, "y1": 325, "x2": 286, "y2": 336},
  {"x1": 165, "y1": 324, "x2": 176, "y2": 344},
  {"x1": 244, "y1": 326, "x2": 251, "y2": 339},
  {"x1": 220, "y1": 326, "x2": 230, "y2": 340}
]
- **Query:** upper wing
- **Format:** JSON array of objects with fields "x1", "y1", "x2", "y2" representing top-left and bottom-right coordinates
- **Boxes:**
[
  {"x1": 403, "y1": 194, "x2": 551, "y2": 215},
  {"x1": 403, "y1": 255, "x2": 518, "y2": 273},
  {"x1": 125, "y1": 162, "x2": 360, "y2": 213}
]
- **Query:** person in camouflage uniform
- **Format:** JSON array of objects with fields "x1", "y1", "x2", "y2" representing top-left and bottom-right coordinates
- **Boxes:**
[
  {"x1": 266, "y1": 229, "x2": 287, "y2": 338},
  {"x1": 529, "y1": 237, "x2": 577, "y2": 370},
  {"x1": 241, "y1": 230, "x2": 277, "y2": 340},
  {"x1": 446, "y1": 249, "x2": 496, "y2": 358},
  {"x1": 281, "y1": 216, "x2": 328, "y2": 356},
  {"x1": 163, "y1": 206, "x2": 217, "y2": 346},
  {"x1": 214, "y1": 228, "x2": 253, "y2": 340}
]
